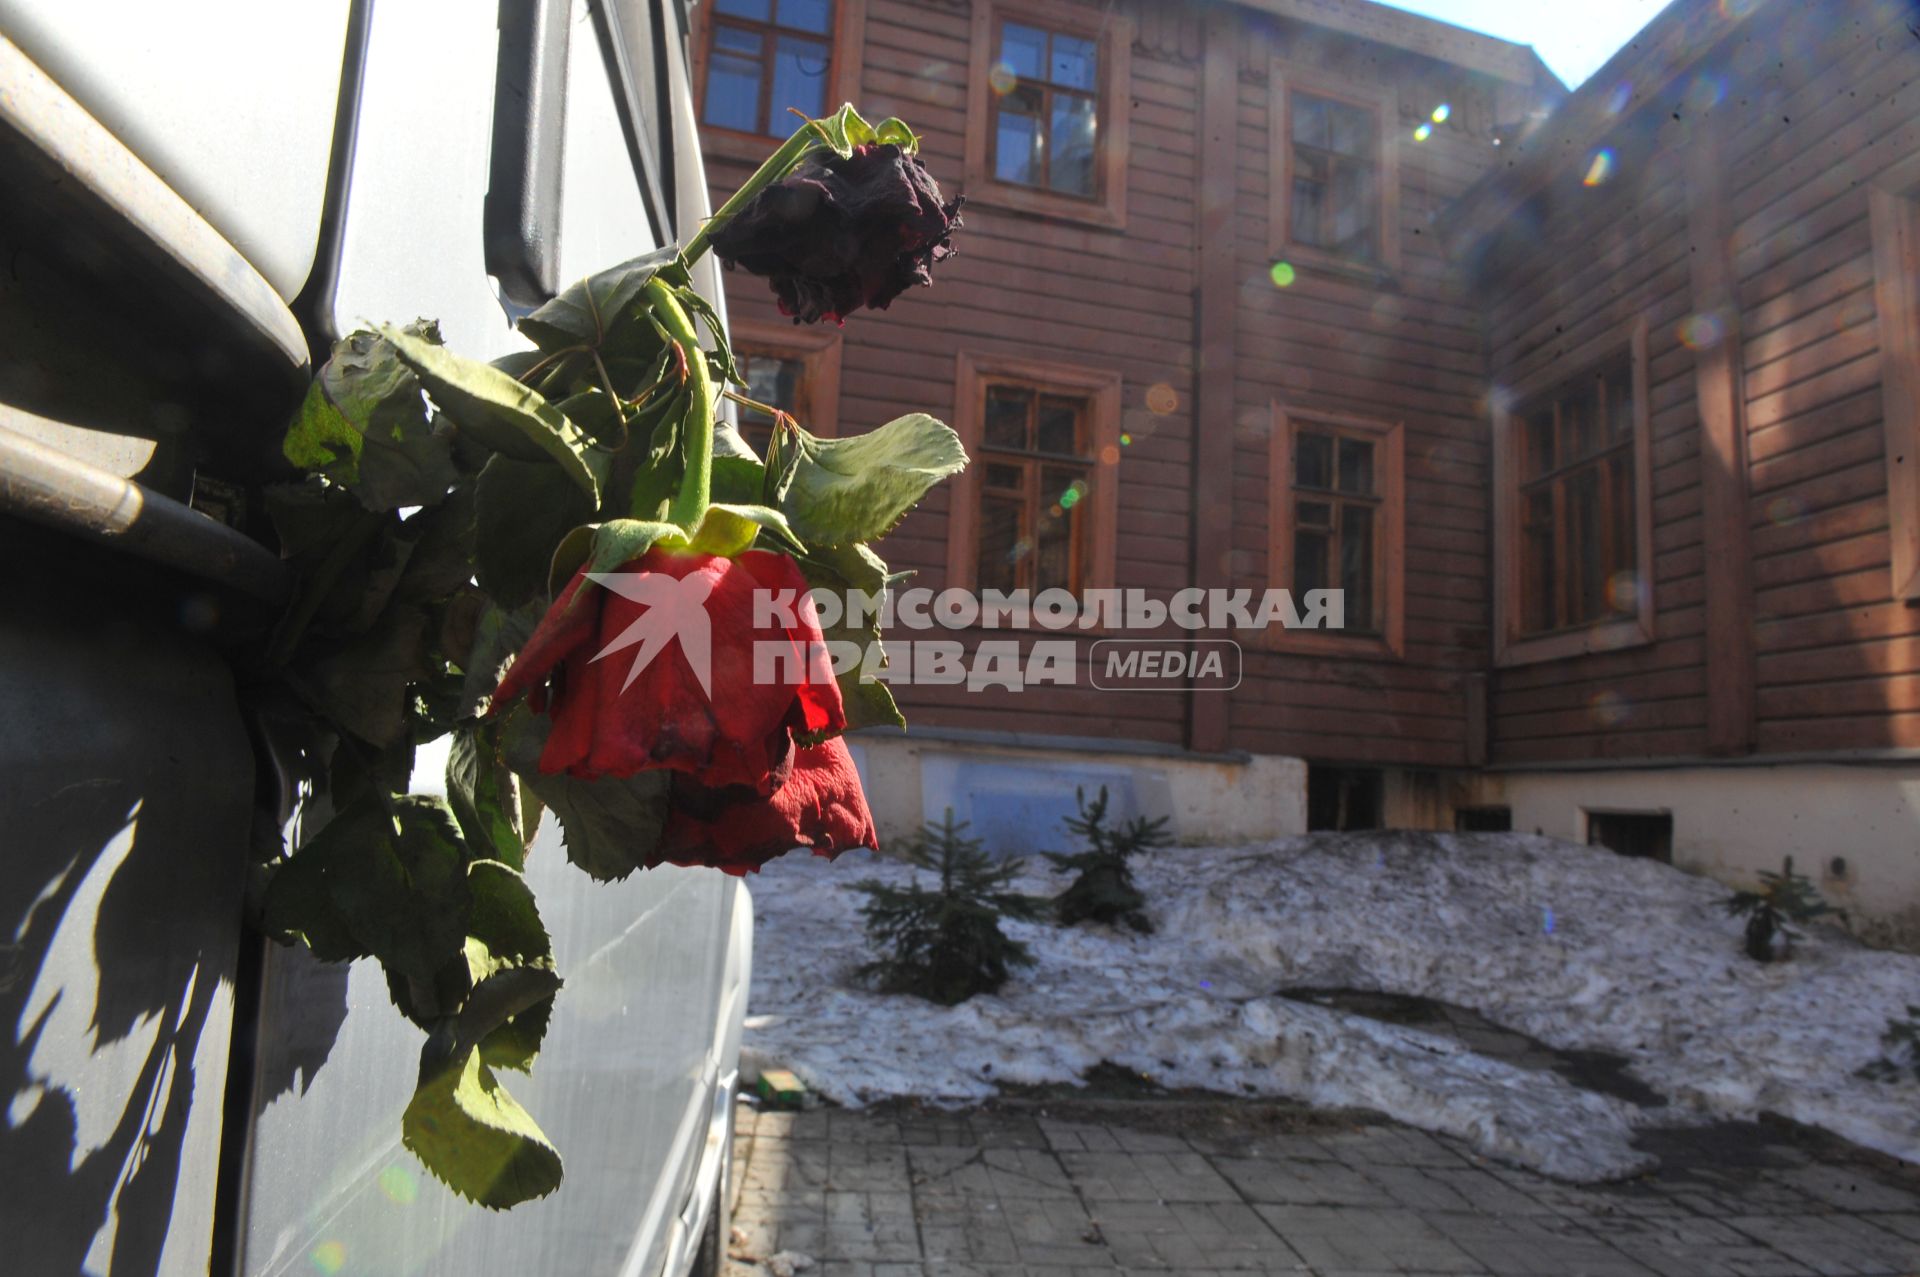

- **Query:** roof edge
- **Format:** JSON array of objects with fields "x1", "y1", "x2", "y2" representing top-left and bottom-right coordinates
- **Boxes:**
[{"x1": 1232, "y1": 0, "x2": 1550, "y2": 86}]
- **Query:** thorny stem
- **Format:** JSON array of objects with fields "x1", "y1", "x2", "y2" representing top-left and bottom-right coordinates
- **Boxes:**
[
  {"x1": 677, "y1": 121, "x2": 826, "y2": 271},
  {"x1": 645, "y1": 277, "x2": 713, "y2": 529}
]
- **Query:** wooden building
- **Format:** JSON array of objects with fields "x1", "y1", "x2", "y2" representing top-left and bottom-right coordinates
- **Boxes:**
[{"x1": 692, "y1": 0, "x2": 1920, "y2": 929}]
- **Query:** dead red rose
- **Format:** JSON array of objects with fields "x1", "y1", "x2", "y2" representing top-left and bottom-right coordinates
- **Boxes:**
[
  {"x1": 656, "y1": 736, "x2": 879, "y2": 875},
  {"x1": 709, "y1": 142, "x2": 964, "y2": 325},
  {"x1": 492, "y1": 547, "x2": 843, "y2": 793}
]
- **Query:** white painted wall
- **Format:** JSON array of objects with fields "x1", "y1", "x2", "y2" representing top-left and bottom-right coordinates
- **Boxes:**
[{"x1": 1491, "y1": 764, "x2": 1920, "y2": 923}]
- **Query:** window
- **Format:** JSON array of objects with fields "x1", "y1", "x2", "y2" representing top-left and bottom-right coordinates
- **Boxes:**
[
  {"x1": 1516, "y1": 362, "x2": 1638, "y2": 635},
  {"x1": 965, "y1": 1, "x2": 1131, "y2": 228},
  {"x1": 735, "y1": 348, "x2": 806, "y2": 454},
  {"x1": 1870, "y1": 153, "x2": 1920, "y2": 599},
  {"x1": 1307, "y1": 766, "x2": 1383, "y2": 831},
  {"x1": 694, "y1": 0, "x2": 865, "y2": 161},
  {"x1": 949, "y1": 352, "x2": 1121, "y2": 597},
  {"x1": 702, "y1": 0, "x2": 833, "y2": 136},
  {"x1": 1289, "y1": 92, "x2": 1378, "y2": 261},
  {"x1": 975, "y1": 385, "x2": 1091, "y2": 594},
  {"x1": 1586, "y1": 811, "x2": 1672, "y2": 862},
  {"x1": 990, "y1": 20, "x2": 1098, "y2": 197},
  {"x1": 727, "y1": 318, "x2": 842, "y2": 452},
  {"x1": 1267, "y1": 405, "x2": 1405, "y2": 657},
  {"x1": 1455, "y1": 806, "x2": 1513, "y2": 833},
  {"x1": 1492, "y1": 318, "x2": 1653, "y2": 666},
  {"x1": 1268, "y1": 66, "x2": 1399, "y2": 275}
]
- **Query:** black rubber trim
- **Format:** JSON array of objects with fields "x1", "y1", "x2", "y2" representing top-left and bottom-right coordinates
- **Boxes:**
[
  {"x1": 289, "y1": 0, "x2": 376, "y2": 364},
  {"x1": 486, "y1": 0, "x2": 573, "y2": 309}
]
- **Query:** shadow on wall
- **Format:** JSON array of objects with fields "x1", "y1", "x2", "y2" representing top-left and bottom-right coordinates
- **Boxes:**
[{"x1": 0, "y1": 600, "x2": 262, "y2": 1275}]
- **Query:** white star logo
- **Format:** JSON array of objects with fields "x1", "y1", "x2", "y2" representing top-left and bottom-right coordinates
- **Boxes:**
[{"x1": 587, "y1": 570, "x2": 717, "y2": 696}]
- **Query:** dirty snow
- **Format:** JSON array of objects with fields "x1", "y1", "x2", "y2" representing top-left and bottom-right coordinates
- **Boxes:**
[{"x1": 740, "y1": 832, "x2": 1920, "y2": 1182}]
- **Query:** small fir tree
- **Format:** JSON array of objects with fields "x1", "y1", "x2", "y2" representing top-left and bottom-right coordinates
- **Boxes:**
[
  {"x1": 1046, "y1": 787, "x2": 1171, "y2": 934},
  {"x1": 1724, "y1": 855, "x2": 1833, "y2": 962},
  {"x1": 1857, "y1": 1006, "x2": 1920, "y2": 1083},
  {"x1": 854, "y1": 810, "x2": 1047, "y2": 1005}
]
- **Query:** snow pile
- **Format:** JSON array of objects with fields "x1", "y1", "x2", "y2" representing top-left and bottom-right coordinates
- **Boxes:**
[{"x1": 741, "y1": 832, "x2": 1920, "y2": 1181}]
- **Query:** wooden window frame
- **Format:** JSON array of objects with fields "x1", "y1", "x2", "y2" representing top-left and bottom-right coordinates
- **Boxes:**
[
  {"x1": 1264, "y1": 404, "x2": 1405, "y2": 659},
  {"x1": 1870, "y1": 151, "x2": 1920, "y2": 600},
  {"x1": 964, "y1": 0, "x2": 1131, "y2": 230},
  {"x1": 691, "y1": 0, "x2": 867, "y2": 166},
  {"x1": 1267, "y1": 61, "x2": 1400, "y2": 280},
  {"x1": 729, "y1": 316, "x2": 843, "y2": 437},
  {"x1": 1491, "y1": 317, "x2": 1655, "y2": 668},
  {"x1": 947, "y1": 351, "x2": 1120, "y2": 598}
]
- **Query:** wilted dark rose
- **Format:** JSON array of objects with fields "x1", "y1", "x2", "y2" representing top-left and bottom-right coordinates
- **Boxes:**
[
  {"x1": 491, "y1": 548, "x2": 844, "y2": 793},
  {"x1": 656, "y1": 736, "x2": 879, "y2": 875},
  {"x1": 710, "y1": 142, "x2": 964, "y2": 325}
]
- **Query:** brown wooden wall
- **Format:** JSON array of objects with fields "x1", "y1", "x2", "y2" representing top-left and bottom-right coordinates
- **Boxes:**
[
  {"x1": 1223, "y1": 13, "x2": 1511, "y2": 767},
  {"x1": 695, "y1": 0, "x2": 1542, "y2": 757},
  {"x1": 1475, "y1": 0, "x2": 1920, "y2": 766}
]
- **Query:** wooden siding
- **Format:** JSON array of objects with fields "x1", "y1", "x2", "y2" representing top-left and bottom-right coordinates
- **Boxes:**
[
  {"x1": 1475, "y1": 0, "x2": 1920, "y2": 765},
  {"x1": 1225, "y1": 11, "x2": 1509, "y2": 766}
]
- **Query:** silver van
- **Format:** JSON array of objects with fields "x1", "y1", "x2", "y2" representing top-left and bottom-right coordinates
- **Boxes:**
[{"x1": 0, "y1": 2, "x2": 751, "y2": 1273}]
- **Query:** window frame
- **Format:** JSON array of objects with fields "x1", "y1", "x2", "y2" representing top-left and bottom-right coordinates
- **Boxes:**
[
  {"x1": 1870, "y1": 150, "x2": 1920, "y2": 600},
  {"x1": 1491, "y1": 317, "x2": 1655, "y2": 668},
  {"x1": 691, "y1": 0, "x2": 867, "y2": 165},
  {"x1": 947, "y1": 351, "x2": 1121, "y2": 598},
  {"x1": 728, "y1": 316, "x2": 843, "y2": 440},
  {"x1": 1265, "y1": 404, "x2": 1405, "y2": 659},
  {"x1": 964, "y1": 0, "x2": 1131, "y2": 230},
  {"x1": 1267, "y1": 61, "x2": 1400, "y2": 280}
]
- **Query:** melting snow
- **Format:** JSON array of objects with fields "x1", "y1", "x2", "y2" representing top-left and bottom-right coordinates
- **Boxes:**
[{"x1": 740, "y1": 831, "x2": 1920, "y2": 1182}]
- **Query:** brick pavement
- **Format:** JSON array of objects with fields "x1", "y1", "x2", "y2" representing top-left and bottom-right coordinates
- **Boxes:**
[{"x1": 725, "y1": 1099, "x2": 1920, "y2": 1277}]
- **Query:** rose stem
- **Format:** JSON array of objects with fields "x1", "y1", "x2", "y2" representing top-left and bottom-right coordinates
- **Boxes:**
[
  {"x1": 645, "y1": 276, "x2": 714, "y2": 530},
  {"x1": 676, "y1": 116, "x2": 830, "y2": 271}
]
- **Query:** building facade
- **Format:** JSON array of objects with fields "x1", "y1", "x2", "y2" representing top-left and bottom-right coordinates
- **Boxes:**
[{"x1": 692, "y1": 0, "x2": 1920, "y2": 933}]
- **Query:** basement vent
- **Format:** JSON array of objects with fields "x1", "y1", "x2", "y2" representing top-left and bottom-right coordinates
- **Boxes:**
[{"x1": 1586, "y1": 811, "x2": 1673, "y2": 862}]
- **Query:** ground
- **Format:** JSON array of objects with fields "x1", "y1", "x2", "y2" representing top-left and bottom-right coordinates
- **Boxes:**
[{"x1": 726, "y1": 1095, "x2": 1920, "y2": 1277}]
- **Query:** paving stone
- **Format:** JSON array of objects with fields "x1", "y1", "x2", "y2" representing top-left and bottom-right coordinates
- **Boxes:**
[
  {"x1": 1721, "y1": 1212, "x2": 1920, "y2": 1275},
  {"x1": 1252, "y1": 1203, "x2": 1484, "y2": 1274},
  {"x1": 1210, "y1": 1157, "x2": 1383, "y2": 1207},
  {"x1": 1764, "y1": 1164, "x2": 1920, "y2": 1213}
]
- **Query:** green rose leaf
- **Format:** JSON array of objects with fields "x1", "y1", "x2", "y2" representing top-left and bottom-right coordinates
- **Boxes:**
[
  {"x1": 797, "y1": 542, "x2": 906, "y2": 731},
  {"x1": 284, "y1": 324, "x2": 459, "y2": 512},
  {"x1": 403, "y1": 1045, "x2": 563, "y2": 1210},
  {"x1": 689, "y1": 503, "x2": 804, "y2": 557},
  {"x1": 263, "y1": 795, "x2": 472, "y2": 979},
  {"x1": 781, "y1": 414, "x2": 967, "y2": 545},
  {"x1": 380, "y1": 325, "x2": 599, "y2": 503},
  {"x1": 461, "y1": 861, "x2": 558, "y2": 1072},
  {"x1": 501, "y1": 707, "x2": 671, "y2": 881},
  {"x1": 517, "y1": 247, "x2": 676, "y2": 353},
  {"x1": 711, "y1": 455, "x2": 765, "y2": 505},
  {"x1": 474, "y1": 455, "x2": 597, "y2": 610},
  {"x1": 395, "y1": 485, "x2": 478, "y2": 603},
  {"x1": 448, "y1": 722, "x2": 525, "y2": 871},
  {"x1": 289, "y1": 602, "x2": 432, "y2": 746}
]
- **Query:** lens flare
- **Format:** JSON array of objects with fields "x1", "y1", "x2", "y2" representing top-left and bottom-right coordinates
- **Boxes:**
[
  {"x1": 1542, "y1": 906, "x2": 1557, "y2": 935},
  {"x1": 1589, "y1": 689, "x2": 1631, "y2": 728},
  {"x1": 1606, "y1": 80, "x2": 1634, "y2": 116},
  {"x1": 1146, "y1": 382, "x2": 1179, "y2": 415},
  {"x1": 1119, "y1": 433, "x2": 1133, "y2": 446},
  {"x1": 987, "y1": 62, "x2": 1017, "y2": 96},
  {"x1": 1677, "y1": 311, "x2": 1726, "y2": 350},
  {"x1": 310, "y1": 1242, "x2": 347, "y2": 1275},
  {"x1": 1606, "y1": 570, "x2": 1639, "y2": 614},
  {"x1": 1269, "y1": 261, "x2": 1296, "y2": 288},
  {"x1": 1430, "y1": 103, "x2": 1450, "y2": 123},
  {"x1": 378, "y1": 1164, "x2": 420, "y2": 1205},
  {"x1": 1767, "y1": 493, "x2": 1807, "y2": 527},
  {"x1": 1583, "y1": 149, "x2": 1615, "y2": 187},
  {"x1": 1413, "y1": 123, "x2": 1432, "y2": 142}
]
